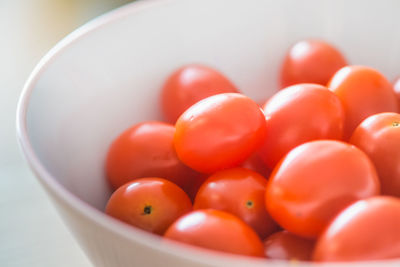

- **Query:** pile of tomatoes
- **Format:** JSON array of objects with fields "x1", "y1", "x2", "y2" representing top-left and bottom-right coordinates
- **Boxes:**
[{"x1": 104, "y1": 39, "x2": 400, "y2": 262}]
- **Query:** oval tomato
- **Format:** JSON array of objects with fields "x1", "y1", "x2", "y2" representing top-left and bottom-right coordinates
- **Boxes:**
[
  {"x1": 280, "y1": 40, "x2": 347, "y2": 88},
  {"x1": 265, "y1": 140, "x2": 380, "y2": 239},
  {"x1": 350, "y1": 112, "x2": 400, "y2": 197},
  {"x1": 106, "y1": 121, "x2": 202, "y2": 198},
  {"x1": 160, "y1": 64, "x2": 238, "y2": 123},
  {"x1": 313, "y1": 196, "x2": 400, "y2": 261},
  {"x1": 193, "y1": 168, "x2": 278, "y2": 238},
  {"x1": 105, "y1": 177, "x2": 192, "y2": 235},
  {"x1": 174, "y1": 93, "x2": 267, "y2": 174},
  {"x1": 328, "y1": 65, "x2": 398, "y2": 139},
  {"x1": 264, "y1": 231, "x2": 315, "y2": 261},
  {"x1": 164, "y1": 209, "x2": 264, "y2": 257},
  {"x1": 259, "y1": 84, "x2": 345, "y2": 169}
]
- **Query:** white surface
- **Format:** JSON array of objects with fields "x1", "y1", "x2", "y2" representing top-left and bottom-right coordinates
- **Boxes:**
[
  {"x1": 16, "y1": 0, "x2": 400, "y2": 267},
  {"x1": 0, "y1": 1, "x2": 129, "y2": 266}
]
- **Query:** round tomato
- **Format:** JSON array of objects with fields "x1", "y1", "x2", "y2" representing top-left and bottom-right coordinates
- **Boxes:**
[
  {"x1": 105, "y1": 177, "x2": 192, "y2": 235},
  {"x1": 280, "y1": 40, "x2": 347, "y2": 88},
  {"x1": 328, "y1": 65, "x2": 398, "y2": 139},
  {"x1": 160, "y1": 64, "x2": 238, "y2": 123},
  {"x1": 174, "y1": 93, "x2": 267, "y2": 174},
  {"x1": 258, "y1": 84, "x2": 345, "y2": 169},
  {"x1": 164, "y1": 209, "x2": 264, "y2": 257},
  {"x1": 350, "y1": 112, "x2": 400, "y2": 197},
  {"x1": 313, "y1": 196, "x2": 400, "y2": 261},
  {"x1": 265, "y1": 140, "x2": 380, "y2": 239},
  {"x1": 106, "y1": 121, "x2": 202, "y2": 197},
  {"x1": 264, "y1": 231, "x2": 315, "y2": 261},
  {"x1": 193, "y1": 168, "x2": 278, "y2": 238}
]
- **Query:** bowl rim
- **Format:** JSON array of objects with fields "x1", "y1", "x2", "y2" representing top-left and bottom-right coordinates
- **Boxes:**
[{"x1": 15, "y1": 0, "x2": 400, "y2": 266}]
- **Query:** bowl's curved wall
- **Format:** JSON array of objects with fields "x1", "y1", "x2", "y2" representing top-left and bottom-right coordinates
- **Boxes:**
[{"x1": 18, "y1": 0, "x2": 400, "y2": 266}]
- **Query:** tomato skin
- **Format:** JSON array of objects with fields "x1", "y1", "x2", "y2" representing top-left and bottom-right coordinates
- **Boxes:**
[
  {"x1": 280, "y1": 40, "x2": 347, "y2": 88},
  {"x1": 106, "y1": 121, "x2": 201, "y2": 196},
  {"x1": 313, "y1": 196, "x2": 400, "y2": 262},
  {"x1": 241, "y1": 153, "x2": 271, "y2": 178},
  {"x1": 259, "y1": 84, "x2": 345, "y2": 169},
  {"x1": 193, "y1": 168, "x2": 278, "y2": 239},
  {"x1": 105, "y1": 178, "x2": 192, "y2": 235},
  {"x1": 328, "y1": 65, "x2": 398, "y2": 139},
  {"x1": 164, "y1": 209, "x2": 264, "y2": 257},
  {"x1": 394, "y1": 77, "x2": 400, "y2": 106},
  {"x1": 350, "y1": 112, "x2": 400, "y2": 197},
  {"x1": 265, "y1": 140, "x2": 380, "y2": 239},
  {"x1": 264, "y1": 231, "x2": 315, "y2": 261},
  {"x1": 161, "y1": 64, "x2": 238, "y2": 123},
  {"x1": 174, "y1": 93, "x2": 267, "y2": 174}
]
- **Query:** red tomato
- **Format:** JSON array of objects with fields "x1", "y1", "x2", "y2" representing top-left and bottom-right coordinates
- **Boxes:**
[
  {"x1": 258, "y1": 84, "x2": 345, "y2": 169},
  {"x1": 105, "y1": 178, "x2": 192, "y2": 235},
  {"x1": 264, "y1": 231, "x2": 315, "y2": 261},
  {"x1": 160, "y1": 64, "x2": 238, "y2": 123},
  {"x1": 328, "y1": 65, "x2": 398, "y2": 139},
  {"x1": 174, "y1": 93, "x2": 267, "y2": 174},
  {"x1": 164, "y1": 209, "x2": 264, "y2": 257},
  {"x1": 193, "y1": 168, "x2": 278, "y2": 239},
  {"x1": 350, "y1": 112, "x2": 400, "y2": 197},
  {"x1": 184, "y1": 174, "x2": 208, "y2": 202},
  {"x1": 106, "y1": 121, "x2": 202, "y2": 197},
  {"x1": 313, "y1": 196, "x2": 400, "y2": 261},
  {"x1": 280, "y1": 40, "x2": 347, "y2": 88},
  {"x1": 394, "y1": 77, "x2": 400, "y2": 106},
  {"x1": 265, "y1": 140, "x2": 380, "y2": 239},
  {"x1": 241, "y1": 152, "x2": 271, "y2": 178}
]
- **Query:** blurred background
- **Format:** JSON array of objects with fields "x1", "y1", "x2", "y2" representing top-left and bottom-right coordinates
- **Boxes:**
[{"x1": 0, "y1": 1, "x2": 132, "y2": 266}]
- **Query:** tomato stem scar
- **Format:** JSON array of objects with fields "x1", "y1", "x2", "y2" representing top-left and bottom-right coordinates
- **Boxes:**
[
  {"x1": 246, "y1": 200, "x2": 254, "y2": 208},
  {"x1": 142, "y1": 205, "x2": 152, "y2": 215},
  {"x1": 393, "y1": 121, "x2": 400, "y2": 127}
]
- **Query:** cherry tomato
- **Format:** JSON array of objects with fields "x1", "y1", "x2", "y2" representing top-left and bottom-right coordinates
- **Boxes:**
[
  {"x1": 313, "y1": 196, "x2": 400, "y2": 261},
  {"x1": 241, "y1": 152, "x2": 271, "y2": 178},
  {"x1": 328, "y1": 65, "x2": 398, "y2": 139},
  {"x1": 350, "y1": 112, "x2": 400, "y2": 197},
  {"x1": 174, "y1": 93, "x2": 267, "y2": 174},
  {"x1": 265, "y1": 140, "x2": 380, "y2": 239},
  {"x1": 160, "y1": 64, "x2": 239, "y2": 123},
  {"x1": 280, "y1": 40, "x2": 347, "y2": 88},
  {"x1": 264, "y1": 231, "x2": 315, "y2": 261},
  {"x1": 105, "y1": 177, "x2": 192, "y2": 235},
  {"x1": 258, "y1": 84, "x2": 345, "y2": 169},
  {"x1": 394, "y1": 76, "x2": 400, "y2": 106},
  {"x1": 184, "y1": 173, "x2": 208, "y2": 202},
  {"x1": 164, "y1": 209, "x2": 264, "y2": 257},
  {"x1": 193, "y1": 168, "x2": 278, "y2": 239},
  {"x1": 106, "y1": 121, "x2": 202, "y2": 196}
]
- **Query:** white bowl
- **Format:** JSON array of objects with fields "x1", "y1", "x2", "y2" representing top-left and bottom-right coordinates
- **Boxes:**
[{"x1": 16, "y1": 0, "x2": 400, "y2": 266}]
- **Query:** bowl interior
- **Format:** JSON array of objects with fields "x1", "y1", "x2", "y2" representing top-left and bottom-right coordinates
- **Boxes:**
[{"x1": 24, "y1": 0, "x2": 400, "y2": 213}]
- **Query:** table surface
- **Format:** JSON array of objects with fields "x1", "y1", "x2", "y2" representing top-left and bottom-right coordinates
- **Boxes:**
[{"x1": 0, "y1": 1, "x2": 131, "y2": 266}]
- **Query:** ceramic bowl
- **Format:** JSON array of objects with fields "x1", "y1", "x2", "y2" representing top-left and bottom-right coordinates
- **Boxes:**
[{"x1": 17, "y1": 0, "x2": 400, "y2": 266}]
